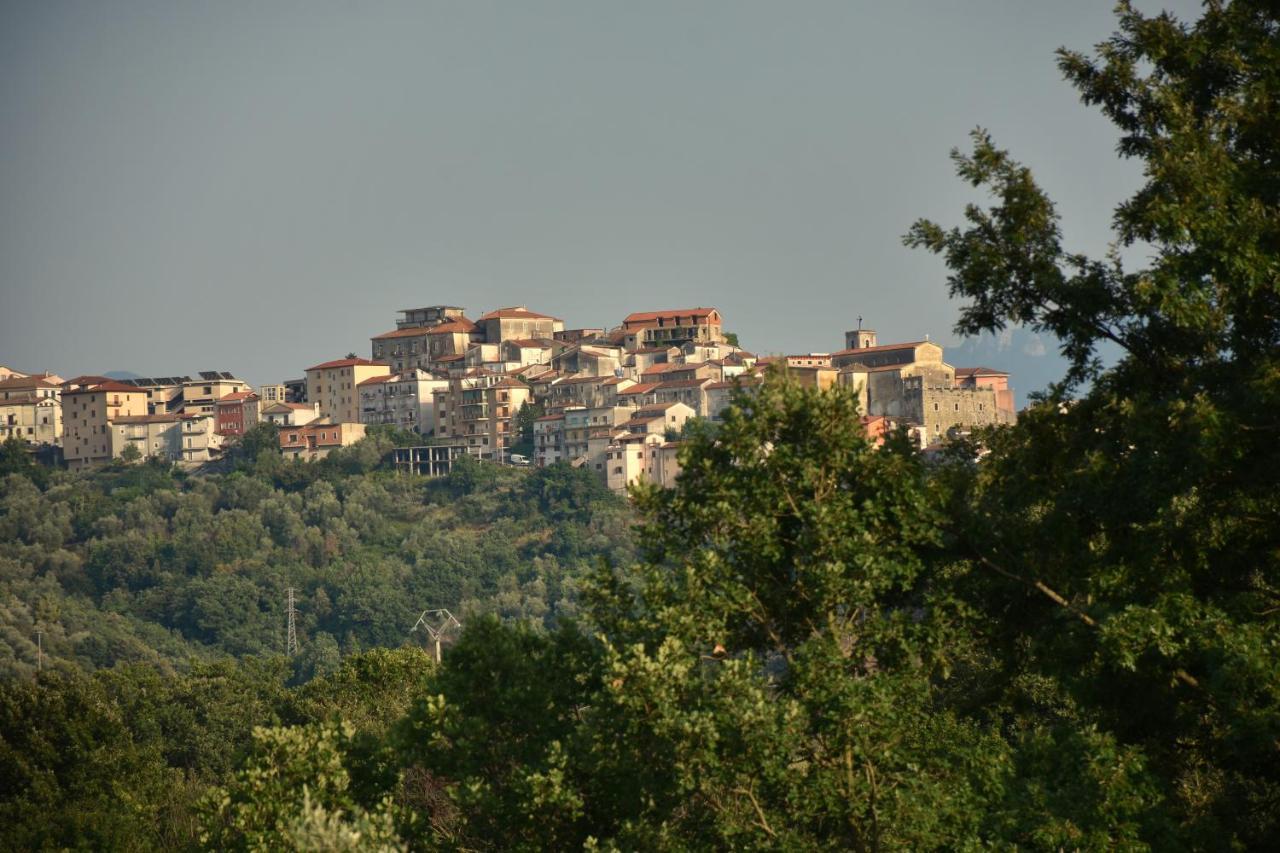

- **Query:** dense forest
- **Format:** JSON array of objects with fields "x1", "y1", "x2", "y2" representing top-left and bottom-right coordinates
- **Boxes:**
[
  {"x1": 4, "y1": 2, "x2": 1280, "y2": 849},
  {"x1": 0, "y1": 430, "x2": 633, "y2": 682}
]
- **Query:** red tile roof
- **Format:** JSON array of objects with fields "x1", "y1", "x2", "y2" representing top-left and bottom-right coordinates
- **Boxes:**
[
  {"x1": 358, "y1": 375, "x2": 396, "y2": 386},
  {"x1": 624, "y1": 308, "x2": 718, "y2": 324},
  {"x1": 477, "y1": 307, "x2": 559, "y2": 321},
  {"x1": 425, "y1": 319, "x2": 477, "y2": 335},
  {"x1": 216, "y1": 391, "x2": 258, "y2": 402},
  {"x1": 617, "y1": 382, "x2": 660, "y2": 396},
  {"x1": 306, "y1": 358, "x2": 389, "y2": 371},
  {"x1": 955, "y1": 366, "x2": 1009, "y2": 377},
  {"x1": 65, "y1": 381, "x2": 145, "y2": 395},
  {"x1": 371, "y1": 327, "x2": 433, "y2": 340},
  {"x1": 831, "y1": 341, "x2": 929, "y2": 358}
]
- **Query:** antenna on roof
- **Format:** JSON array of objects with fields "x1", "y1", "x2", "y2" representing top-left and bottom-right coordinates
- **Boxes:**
[{"x1": 857, "y1": 315, "x2": 863, "y2": 330}]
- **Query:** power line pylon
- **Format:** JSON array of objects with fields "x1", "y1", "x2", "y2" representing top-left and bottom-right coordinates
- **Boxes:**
[
  {"x1": 285, "y1": 588, "x2": 299, "y2": 657},
  {"x1": 411, "y1": 609, "x2": 461, "y2": 663}
]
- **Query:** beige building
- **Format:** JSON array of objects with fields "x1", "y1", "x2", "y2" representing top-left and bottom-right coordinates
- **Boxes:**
[
  {"x1": 181, "y1": 372, "x2": 249, "y2": 416},
  {"x1": 279, "y1": 422, "x2": 367, "y2": 462},
  {"x1": 437, "y1": 375, "x2": 531, "y2": 459},
  {"x1": 533, "y1": 413, "x2": 565, "y2": 467},
  {"x1": 305, "y1": 358, "x2": 392, "y2": 424},
  {"x1": 0, "y1": 375, "x2": 62, "y2": 445},
  {"x1": 258, "y1": 383, "x2": 289, "y2": 405},
  {"x1": 261, "y1": 401, "x2": 322, "y2": 427},
  {"x1": 621, "y1": 308, "x2": 724, "y2": 350},
  {"x1": 110, "y1": 414, "x2": 183, "y2": 461},
  {"x1": 62, "y1": 379, "x2": 149, "y2": 469},
  {"x1": 358, "y1": 369, "x2": 449, "y2": 434},
  {"x1": 180, "y1": 416, "x2": 224, "y2": 465},
  {"x1": 475, "y1": 307, "x2": 564, "y2": 344},
  {"x1": 371, "y1": 327, "x2": 435, "y2": 373}
]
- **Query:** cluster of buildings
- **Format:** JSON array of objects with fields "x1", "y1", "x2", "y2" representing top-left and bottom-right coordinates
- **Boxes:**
[{"x1": 2, "y1": 304, "x2": 1016, "y2": 488}]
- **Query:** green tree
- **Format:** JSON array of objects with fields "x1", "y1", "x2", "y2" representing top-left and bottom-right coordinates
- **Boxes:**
[{"x1": 905, "y1": 1, "x2": 1280, "y2": 843}]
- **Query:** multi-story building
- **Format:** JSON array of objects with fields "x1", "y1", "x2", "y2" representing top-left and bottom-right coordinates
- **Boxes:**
[
  {"x1": 260, "y1": 401, "x2": 322, "y2": 427},
  {"x1": 395, "y1": 305, "x2": 468, "y2": 329},
  {"x1": 955, "y1": 367, "x2": 1016, "y2": 418},
  {"x1": 439, "y1": 376, "x2": 531, "y2": 459},
  {"x1": 61, "y1": 379, "x2": 149, "y2": 469},
  {"x1": 278, "y1": 422, "x2": 367, "y2": 462},
  {"x1": 621, "y1": 308, "x2": 724, "y2": 349},
  {"x1": 371, "y1": 328, "x2": 435, "y2": 373},
  {"x1": 533, "y1": 413, "x2": 565, "y2": 467},
  {"x1": 257, "y1": 384, "x2": 289, "y2": 405},
  {"x1": 110, "y1": 414, "x2": 184, "y2": 461},
  {"x1": 113, "y1": 377, "x2": 189, "y2": 415},
  {"x1": 214, "y1": 391, "x2": 260, "y2": 437},
  {"x1": 181, "y1": 372, "x2": 249, "y2": 417},
  {"x1": 305, "y1": 358, "x2": 391, "y2": 424},
  {"x1": 475, "y1": 307, "x2": 564, "y2": 345},
  {"x1": 357, "y1": 369, "x2": 449, "y2": 434},
  {"x1": 0, "y1": 375, "x2": 62, "y2": 445},
  {"x1": 181, "y1": 415, "x2": 224, "y2": 465}
]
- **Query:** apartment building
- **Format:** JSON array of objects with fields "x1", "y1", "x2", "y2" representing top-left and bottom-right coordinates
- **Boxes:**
[
  {"x1": 358, "y1": 369, "x2": 449, "y2": 434},
  {"x1": 371, "y1": 327, "x2": 435, "y2": 372},
  {"x1": 110, "y1": 414, "x2": 184, "y2": 461},
  {"x1": 261, "y1": 402, "x2": 322, "y2": 427},
  {"x1": 305, "y1": 358, "x2": 391, "y2": 424},
  {"x1": 621, "y1": 308, "x2": 724, "y2": 349},
  {"x1": 214, "y1": 391, "x2": 260, "y2": 437},
  {"x1": 475, "y1": 307, "x2": 564, "y2": 344},
  {"x1": 257, "y1": 384, "x2": 289, "y2": 405},
  {"x1": 181, "y1": 416, "x2": 224, "y2": 465},
  {"x1": 0, "y1": 375, "x2": 62, "y2": 445},
  {"x1": 279, "y1": 422, "x2": 367, "y2": 462},
  {"x1": 533, "y1": 413, "x2": 565, "y2": 467},
  {"x1": 61, "y1": 379, "x2": 149, "y2": 469},
  {"x1": 182, "y1": 372, "x2": 249, "y2": 416},
  {"x1": 437, "y1": 376, "x2": 531, "y2": 459}
]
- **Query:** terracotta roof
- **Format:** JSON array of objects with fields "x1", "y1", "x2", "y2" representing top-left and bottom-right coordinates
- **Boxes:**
[
  {"x1": 307, "y1": 358, "x2": 389, "y2": 371},
  {"x1": 358, "y1": 375, "x2": 396, "y2": 386},
  {"x1": 62, "y1": 375, "x2": 114, "y2": 387},
  {"x1": 624, "y1": 308, "x2": 718, "y2": 324},
  {"x1": 955, "y1": 366, "x2": 1009, "y2": 377},
  {"x1": 491, "y1": 378, "x2": 528, "y2": 390},
  {"x1": 371, "y1": 327, "x2": 432, "y2": 340},
  {"x1": 216, "y1": 391, "x2": 258, "y2": 402},
  {"x1": 535, "y1": 414, "x2": 566, "y2": 422},
  {"x1": 507, "y1": 338, "x2": 553, "y2": 349},
  {"x1": 478, "y1": 307, "x2": 559, "y2": 321},
  {"x1": 641, "y1": 362, "x2": 688, "y2": 376},
  {"x1": 831, "y1": 341, "x2": 929, "y2": 358},
  {"x1": 434, "y1": 354, "x2": 465, "y2": 362},
  {"x1": 0, "y1": 376, "x2": 60, "y2": 391},
  {"x1": 425, "y1": 318, "x2": 477, "y2": 334},
  {"x1": 65, "y1": 381, "x2": 145, "y2": 395},
  {"x1": 618, "y1": 382, "x2": 660, "y2": 396}
]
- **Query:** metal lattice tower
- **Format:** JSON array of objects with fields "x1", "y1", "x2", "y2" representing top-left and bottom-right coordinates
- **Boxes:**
[
  {"x1": 285, "y1": 588, "x2": 299, "y2": 657},
  {"x1": 411, "y1": 609, "x2": 462, "y2": 663}
]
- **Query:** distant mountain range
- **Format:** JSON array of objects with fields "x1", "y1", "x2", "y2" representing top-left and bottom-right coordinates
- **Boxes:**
[{"x1": 944, "y1": 328, "x2": 1067, "y2": 409}]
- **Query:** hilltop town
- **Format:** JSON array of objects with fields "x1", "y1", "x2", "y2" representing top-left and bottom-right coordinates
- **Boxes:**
[{"x1": 2, "y1": 304, "x2": 1015, "y2": 491}]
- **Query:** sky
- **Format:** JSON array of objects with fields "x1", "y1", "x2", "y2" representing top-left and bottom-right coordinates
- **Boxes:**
[{"x1": 0, "y1": 0, "x2": 1202, "y2": 392}]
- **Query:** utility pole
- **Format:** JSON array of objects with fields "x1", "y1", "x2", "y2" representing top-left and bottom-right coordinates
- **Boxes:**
[
  {"x1": 411, "y1": 609, "x2": 462, "y2": 663},
  {"x1": 35, "y1": 629, "x2": 43, "y2": 672},
  {"x1": 285, "y1": 588, "x2": 299, "y2": 657}
]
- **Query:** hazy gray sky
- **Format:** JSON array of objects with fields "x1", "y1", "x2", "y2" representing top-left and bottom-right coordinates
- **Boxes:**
[{"x1": 1, "y1": 1, "x2": 1200, "y2": 388}]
